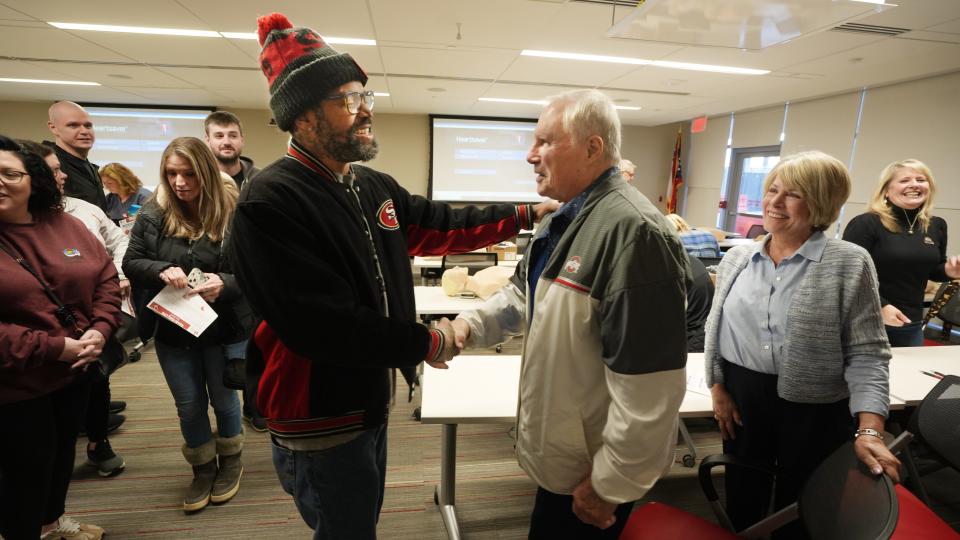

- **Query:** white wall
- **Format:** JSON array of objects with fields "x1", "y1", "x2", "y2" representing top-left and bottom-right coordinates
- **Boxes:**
[
  {"x1": 1, "y1": 102, "x2": 675, "y2": 201},
  {"x1": 680, "y1": 70, "x2": 960, "y2": 254}
]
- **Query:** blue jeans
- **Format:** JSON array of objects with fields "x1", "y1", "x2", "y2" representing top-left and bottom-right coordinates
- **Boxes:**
[
  {"x1": 885, "y1": 322, "x2": 924, "y2": 347},
  {"x1": 272, "y1": 424, "x2": 388, "y2": 540},
  {"x1": 156, "y1": 340, "x2": 245, "y2": 448}
]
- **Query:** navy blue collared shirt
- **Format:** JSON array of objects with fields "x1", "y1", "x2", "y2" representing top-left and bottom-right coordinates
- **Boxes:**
[{"x1": 526, "y1": 168, "x2": 616, "y2": 304}]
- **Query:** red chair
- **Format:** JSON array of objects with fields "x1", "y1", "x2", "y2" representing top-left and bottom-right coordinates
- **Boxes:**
[{"x1": 621, "y1": 378, "x2": 960, "y2": 539}]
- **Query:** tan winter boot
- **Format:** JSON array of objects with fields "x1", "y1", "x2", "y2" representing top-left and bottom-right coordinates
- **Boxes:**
[
  {"x1": 211, "y1": 431, "x2": 244, "y2": 504},
  {"x1": 181, "y1": 439, "x2": 217, "y2": 513}
]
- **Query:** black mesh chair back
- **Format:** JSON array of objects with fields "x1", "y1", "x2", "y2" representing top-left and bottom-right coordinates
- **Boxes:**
[
  {"x1": 909, "y1": 374, "x2": 960, "y2": 471},
  {"x1": 697, "y1": 256, "x2": 723, "y2": 268},
  {"x1": 798, "y1": 441, "x2": 899, "y2": 540},
  {"x1": 442, "y1": 252, "x2": 498, "y2": 275}
]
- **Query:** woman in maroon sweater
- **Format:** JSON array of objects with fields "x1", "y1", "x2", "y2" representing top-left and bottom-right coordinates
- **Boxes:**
[{"x1": 0, "y1": 135, "x2": 120, "y2": 540}]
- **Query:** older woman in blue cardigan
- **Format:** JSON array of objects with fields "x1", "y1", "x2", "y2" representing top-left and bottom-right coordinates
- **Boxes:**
[{"x1": 705, "y1": 151, "x2": 901, "y2": 537}]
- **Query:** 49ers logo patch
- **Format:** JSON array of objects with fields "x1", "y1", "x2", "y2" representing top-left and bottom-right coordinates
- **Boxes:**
[{"x1": 376, "y1": 200, "x2": 399, "y2": 230}]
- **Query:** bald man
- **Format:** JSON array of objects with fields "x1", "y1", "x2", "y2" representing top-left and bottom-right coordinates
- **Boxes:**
[{"x1": 46, "y1": 101, "x2": 108, "y2": 210}]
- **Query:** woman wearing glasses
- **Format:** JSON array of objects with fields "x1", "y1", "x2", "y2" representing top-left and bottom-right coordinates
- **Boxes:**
[
  {"x1": 0, "y1": 135, "x2": 121, "y2": 539},
  {"x1": 843, "y1": 159, "x2": 960, "y2": 346},
  {"x1": 123, "y1": 137, "x2": 253, "y2": 513}
]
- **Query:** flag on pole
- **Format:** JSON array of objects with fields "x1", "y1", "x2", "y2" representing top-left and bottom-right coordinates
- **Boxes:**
[{"x1": 666, "y1": 129, "x2": 683, "y2": 213}]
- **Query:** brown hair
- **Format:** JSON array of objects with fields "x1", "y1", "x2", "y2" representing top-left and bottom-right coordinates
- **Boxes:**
[
  {"x1": 99, "y1": 162, "x2": 143, "y2": 199},
  {"x1": 156, "y1": 137, "x2": 237, "y2": 241}
]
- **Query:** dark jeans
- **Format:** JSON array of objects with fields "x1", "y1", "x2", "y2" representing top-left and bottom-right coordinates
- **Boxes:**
[
  {"x1": 0, "y1": 379, "x2": 90, "y2": 539},
  {"x1": 885, "y1": 321, "x2": 924, "y2": 347},
  {"x1": 273, "y1": 425, "x2": 388, "y2": 540},
  {"x1": 528, "y1": 486, "x2": 635, "y2": 540},
  {"x1": 722, "y1": 361, "x2": 853, "y2": 539}
]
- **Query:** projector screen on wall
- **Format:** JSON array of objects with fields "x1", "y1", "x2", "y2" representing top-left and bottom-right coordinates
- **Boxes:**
[
  {"x1": 85, "y1": 105, "x2": 214, "y2": 189},
  {"x1": 429, "y1": 115, "x2": 542, "y2": 203}
]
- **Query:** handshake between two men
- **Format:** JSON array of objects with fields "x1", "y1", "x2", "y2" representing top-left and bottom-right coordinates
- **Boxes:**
[{"x1": 425, "y1": 317, "x2": 472, "y2": 370}]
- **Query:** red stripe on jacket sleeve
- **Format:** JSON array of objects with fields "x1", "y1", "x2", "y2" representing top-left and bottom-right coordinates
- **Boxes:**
[
  {"x1": 406, "y1": 209, "x2": 523, "y2": 256},
  {"x1": 254, "y1": 321, "x2": 313, "y2": 421}
]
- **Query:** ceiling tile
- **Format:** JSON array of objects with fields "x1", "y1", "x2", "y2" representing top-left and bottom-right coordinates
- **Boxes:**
[
  {"x1": 64, "y1": 32, "x2": 254, "y2": 67},
  {"x1": 179, "y1": 0, "x2": 377, "y2": 38},
  {"x1": 0, "y1": 24, "x2": 131, "y2": 62},
  {"x1": 380, "y1": 46, "x2": 516, "y2": 79},
  {"x1": 24, "y1": 62, "x2": 195, "y2": 88},
  {"x1": 499, "y1": 56, "x2": 638, "y2": 87},
  {"x1": 1, "y1": 0, "x2": 207, "y2": 28}
]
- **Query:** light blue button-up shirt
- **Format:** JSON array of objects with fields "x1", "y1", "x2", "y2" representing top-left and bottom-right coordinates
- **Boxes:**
[{"x1": 718, "y1": 231, "x2": 827, "y2": 374}]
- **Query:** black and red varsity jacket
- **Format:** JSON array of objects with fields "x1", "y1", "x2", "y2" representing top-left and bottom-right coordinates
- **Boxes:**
[{"x1": 229, "y1": 141, "x2": 533, "y2": 440}]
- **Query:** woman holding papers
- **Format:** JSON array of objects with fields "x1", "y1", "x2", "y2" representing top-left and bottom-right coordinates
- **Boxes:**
[
  {"x1": 843, "y1": 159, "x2": 960, "y2": 347},
  {"x1": 0, "y1": 135, "x2": 120, "y2": 539},
  {"x1": 123, "y1": 137, "x2": 253, "y2": 513},
  {"x1": 704, "y1": 151, "x2": 900, "y2": 536}
]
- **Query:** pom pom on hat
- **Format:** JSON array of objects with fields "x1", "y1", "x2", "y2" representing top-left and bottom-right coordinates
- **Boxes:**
[
  {"x1": 255, "y1": 12, "x2": 368, "y2": 132},
  {"x1": 257, "y1": 12, "x2": 292, "y2": 46}
]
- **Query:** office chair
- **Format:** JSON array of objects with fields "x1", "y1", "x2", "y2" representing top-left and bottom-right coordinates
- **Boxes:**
[
  {"x1": 622, "y1": 378, "x2": 960, "y2": 540},
  {"x1": 622, "y1": 440, "x2": 900, "y2": 540},
  {"x1": 900, "y1": 374, "x2": 960, "y2": 505},
  {"x1": 442, "y1": 252, "x2": 498, "y2": 275},
  {"x1": 745, "y1": 224, "x2": 767, "y2": 239},
  {"x1": 697, "y1": 256, "x2": 724, "y2": 268}
]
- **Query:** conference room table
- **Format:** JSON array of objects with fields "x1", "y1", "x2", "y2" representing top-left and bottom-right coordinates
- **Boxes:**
[
  {"x1": 419, "y1": 352, "x2": 732, "y2": 540},
  {"x1": 413, "y1": 286, "x2": 485, "y2": 317},
  {"x1": 418, "y1": 348, "x2": 926, "y2": 540},
  {"x1": 718, "y1": 237, "x2": 756, "y2": 249},
  {"x1": 887, "y1": 345, "x2": 959, "y2": 405}
]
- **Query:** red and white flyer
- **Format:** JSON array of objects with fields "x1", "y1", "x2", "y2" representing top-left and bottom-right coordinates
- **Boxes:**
[{"x1": 146, "y1": 285, "x2": 218, "y2": 338}]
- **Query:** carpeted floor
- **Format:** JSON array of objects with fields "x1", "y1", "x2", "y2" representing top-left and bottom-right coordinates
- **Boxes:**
[{"x1": 65, "y1": 342, "x2": 959, "y2": 538}]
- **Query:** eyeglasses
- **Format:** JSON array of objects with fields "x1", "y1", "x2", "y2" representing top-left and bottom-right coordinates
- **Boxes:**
[
  {"x1": 0, "y1": 169, "x2": 29, "y2": 185},
  {"x1": 323, "y1": 90, "x2": 375, "y2": 114}
]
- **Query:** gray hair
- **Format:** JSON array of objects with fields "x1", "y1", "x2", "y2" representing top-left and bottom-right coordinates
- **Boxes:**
[{"x1": 546, "y1": 89, "x2": 621, "y2": 165}]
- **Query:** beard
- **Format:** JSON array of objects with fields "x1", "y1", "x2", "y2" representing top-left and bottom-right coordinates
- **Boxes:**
[
  {"x1": 313, "y1": 114, "x2": 379, "y2": 163},
  {"x1": 214, "y1": 151, "x2": 240, "y2": 166}
]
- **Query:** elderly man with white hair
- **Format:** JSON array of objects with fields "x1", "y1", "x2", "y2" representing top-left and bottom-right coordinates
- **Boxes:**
[{"x1": 447, "y1": 89, "x2": 691, "y2": 539}]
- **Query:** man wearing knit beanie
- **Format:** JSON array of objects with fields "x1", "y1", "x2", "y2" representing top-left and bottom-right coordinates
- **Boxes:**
[{"x1": 229, "y1": 13, "x2": 558, "y2": 538}]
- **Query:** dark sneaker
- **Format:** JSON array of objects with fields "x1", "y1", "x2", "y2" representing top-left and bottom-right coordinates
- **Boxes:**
[
  {"x1": 87, "y1": 439, "x2": 125, "y2": 477},
  {"x1": 109, "y1": 400, "x2": 126, "y2": 414},
  {"x1": 243, "y1": 412, "x2": 268, "y2": 433},
  {"x1": 106, "y1": 413, "x2": 126, "y2": 434}
]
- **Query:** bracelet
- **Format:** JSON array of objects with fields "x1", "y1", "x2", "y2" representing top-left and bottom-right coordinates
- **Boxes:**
[{"x1": 854, "y1": 428, "x2": 883, "y2": 440}]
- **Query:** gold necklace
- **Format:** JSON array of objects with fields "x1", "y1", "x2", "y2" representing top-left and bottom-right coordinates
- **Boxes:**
[{"x1": 902, "y1": 208, "x2": 920, "y2": 235}]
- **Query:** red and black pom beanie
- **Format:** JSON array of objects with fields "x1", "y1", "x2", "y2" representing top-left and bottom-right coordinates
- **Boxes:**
[{"x1": 257, "y1": 13, "x2": 368, "y2": 132}]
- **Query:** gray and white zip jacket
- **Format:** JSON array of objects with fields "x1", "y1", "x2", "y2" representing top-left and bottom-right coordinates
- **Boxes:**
[{"x1": 458, "y1": 171, "x2": 691, "y2": 503}]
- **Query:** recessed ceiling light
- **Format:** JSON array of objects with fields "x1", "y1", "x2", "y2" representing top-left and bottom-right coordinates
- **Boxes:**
[
  {"x1": 0, "y1": 77, "x2": 100, "y2": 86},
  {"x1": 49, "y1": 21, "x2": 220, "y2": 37},
  {"x1": 50, "y1": 23, "x2": 376, "y2": 45},
  {"x1": 220, "y1": 31, "x2": 375, "y2": 46},
  {"x1": 480, "y1": 97, "x2": 640, "y2": 111},
  {"x1": 480, "y1": 97, "x2": 548, "y2": 106},
  {"x1": 521, "y1": 49, "x2": 768, "y2": 75},
  {"x1": 374, "y1": 92, "x2": 390, "y2": 97}
]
